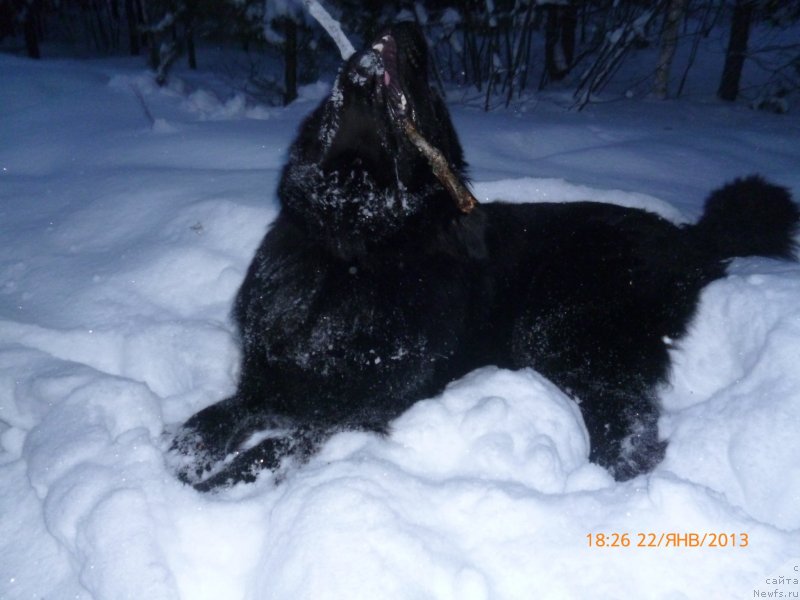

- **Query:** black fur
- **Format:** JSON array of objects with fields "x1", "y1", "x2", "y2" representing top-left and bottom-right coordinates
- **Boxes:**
[{"x1": 169, "y1": 23, "x2": 799, "y2": 490}]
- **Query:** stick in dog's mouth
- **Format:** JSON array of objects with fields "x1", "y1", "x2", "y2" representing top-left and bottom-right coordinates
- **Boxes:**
[
  {"x1": 402, "y1": 120, "x2": 477, "y2": 214},
  {"x1": 373, "y1": 33, "x2": 477, "y2": 215}
]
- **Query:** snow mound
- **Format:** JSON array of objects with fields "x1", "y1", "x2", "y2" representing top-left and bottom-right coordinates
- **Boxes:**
[
  {"x1": 379, "y1": 367, "x2": 594, "y2": 492},
  {"x1": 661, "y1": 259, "x2": 800, "y2": 530},
  {"x1": 2, "y1": 53, "x2": 800, "y2": 600}
]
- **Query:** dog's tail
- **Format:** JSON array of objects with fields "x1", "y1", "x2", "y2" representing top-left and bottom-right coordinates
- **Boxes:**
[{"x1": 693, "y1": 175, "x2": 798, "y2": 262}]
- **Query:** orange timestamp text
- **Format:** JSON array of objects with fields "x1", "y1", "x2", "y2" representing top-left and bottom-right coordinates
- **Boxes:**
[{"x1": 586, "y1": 532, "x2": 750, "y2": 549}]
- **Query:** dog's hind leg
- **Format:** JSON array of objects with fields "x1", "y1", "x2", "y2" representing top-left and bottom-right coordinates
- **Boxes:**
[{"x1": 577, "y1": 385, "x2": 666, "y2": 481}]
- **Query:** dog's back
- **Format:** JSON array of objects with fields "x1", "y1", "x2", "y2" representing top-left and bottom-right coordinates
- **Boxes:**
[{"x1": 479, "y1": 180, "x2": 798, "y2": 479}]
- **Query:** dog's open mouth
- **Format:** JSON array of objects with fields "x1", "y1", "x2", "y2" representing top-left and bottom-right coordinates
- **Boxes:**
[
  {"x1": 371, "y1": 33, "x2": 407, "y2": 124},
  {"x1": 370, "y1": 30, "x2": 477, "y2": 214}
]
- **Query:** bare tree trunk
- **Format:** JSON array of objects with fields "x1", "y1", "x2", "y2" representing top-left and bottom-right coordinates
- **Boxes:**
[
  {"x1": 505, "y1": 0, "x2": 535, "y2": 105},
  {"x1": 544, "y1": 6, "x2": 566, "y2": 82},
  {"x1": 91, "y1": 0, "x2": 111, "y2": 52},
  {"x1": 541, "y1": 3, "x2": 578, "y2": 89},
  {"x1": 23, "y1": 0, "x2": 41, "y2": 59},
  {"x1": 108, "y1": 0, "x2": 122, "y2": 52},
  {"x1": 0, "y1": 0, "x2": 14, "y2": 41},
  {"x1": 676, "y1": 0, "x2": 724, "y2": 97},
  {"x1": 462, "y1": 6, "x2": 483, "y2": 92},
  {"x1": 543, "y1": 5, "x2": 560, "y2": 84},
  {"x1": 125, "y1": 0, "x2": 140, "y2": 55},
  {"x1": 185, "y1": 0, "x2": 197, "y2": 70},
  {"x1": 186, "y1": 27, "x2": 196, "y2": 69},
  {"x1": 717, "y1": 0, "x2": 755, "y2": 102},
  {"x1": 562, "y1": 4, "x2": 577, "y2": 68},
  {"x1": 134, "y1": 0, "x2": 146, "y2": 52},
  {"x1": 283, "y1": 18, "x2": 298, "y2": 106},
  {"x1": 139, "y1": 0, "x2": 159, "y2": 73},
  {"x1": 654, "y1": 0, "x2": 688, "y2": 99}
]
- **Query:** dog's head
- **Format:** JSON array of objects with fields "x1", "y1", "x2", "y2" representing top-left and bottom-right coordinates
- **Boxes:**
[{"x1": 279, "y1": 22, "x2": 468, "y2": 258}]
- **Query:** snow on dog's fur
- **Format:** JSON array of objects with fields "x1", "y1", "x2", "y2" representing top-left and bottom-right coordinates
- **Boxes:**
[{"x1": 169, "y1": 23, "x2": 799, "y2": 490}]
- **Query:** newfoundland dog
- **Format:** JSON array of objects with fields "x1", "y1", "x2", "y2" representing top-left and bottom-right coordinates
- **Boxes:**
[{"x1": 170, "y1": 23, "x2": 798, "y2": 491}]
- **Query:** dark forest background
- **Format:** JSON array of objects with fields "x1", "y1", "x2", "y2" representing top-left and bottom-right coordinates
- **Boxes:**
[{"x1": 2, "y1": 0, "x2": 799, "y2": 111}]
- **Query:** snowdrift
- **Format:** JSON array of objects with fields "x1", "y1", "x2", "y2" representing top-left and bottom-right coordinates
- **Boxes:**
[{"x1": 1, "y1": 54, "x2": 799, "y2": 600}]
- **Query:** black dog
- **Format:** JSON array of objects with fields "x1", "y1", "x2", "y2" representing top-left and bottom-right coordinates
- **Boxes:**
[{"x1": 170, "y1": 23, "x2": 798, "y2": 491}]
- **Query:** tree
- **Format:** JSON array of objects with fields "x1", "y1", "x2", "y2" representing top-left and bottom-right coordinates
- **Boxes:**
[
  {"x1": 717, "y1": 0, "x2": 756, "y2": 101},
  {"x1": 654, "y1": 0, "x2": 688, "y2": 99},
  {"x1": 143, "y1": 0, "x2": 218, "y2": 85},
  {"x1": 279, "y1": 16, "x2": 299, "y2": 104},
  {"x1": 5, "y1": 0, "x2": 798, "y2": 110},
  {"x1": 125, "y1": 0, "x2": 143, "y2": 56},
  {"x1": 573, "y1": 1, "x2": 664, "y2": 109},
  {"x1": 22, "y1": 0, "x2": 41, "y2": 59},
  {"x1": 542, "y1": 1, "x2": 577, "y2": 86},
  {"x1": 263, "y1": 1, "x2": 306, "y2": 106}
]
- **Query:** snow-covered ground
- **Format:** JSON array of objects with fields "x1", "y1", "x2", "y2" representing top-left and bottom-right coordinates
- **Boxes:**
[{"x1": 1, "y1": 52, "x2": 799, "y2": 600}]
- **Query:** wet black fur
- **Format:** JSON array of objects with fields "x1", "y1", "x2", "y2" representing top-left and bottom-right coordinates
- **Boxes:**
[{"x1": 170, "y1": 23, "x2": 798, "y2": 491}]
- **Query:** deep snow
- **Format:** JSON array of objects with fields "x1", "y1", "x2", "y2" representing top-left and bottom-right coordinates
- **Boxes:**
[{"x1": 1, "y1": 52, "x2": 800, "y2": 600}]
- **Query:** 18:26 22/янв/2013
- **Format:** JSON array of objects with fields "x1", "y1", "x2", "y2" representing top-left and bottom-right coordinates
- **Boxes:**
[{"x1": 586, "y1": 532, "x2": 749, "y2": 548}]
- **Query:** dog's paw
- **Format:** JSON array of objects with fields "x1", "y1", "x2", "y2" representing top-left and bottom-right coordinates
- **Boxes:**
[{"x1": 164, "y1": 424, "x2": 230, "y2": 486}]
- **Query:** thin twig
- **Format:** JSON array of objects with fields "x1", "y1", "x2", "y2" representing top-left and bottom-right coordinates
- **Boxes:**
[{"x1": 130, "y1": 83, "x2": 155, "y2": 127}]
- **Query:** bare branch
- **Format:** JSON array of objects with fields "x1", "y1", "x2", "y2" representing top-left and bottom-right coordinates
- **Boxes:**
[{"x1": 301, "y1": 0, "x2": 355, "y2": 60}]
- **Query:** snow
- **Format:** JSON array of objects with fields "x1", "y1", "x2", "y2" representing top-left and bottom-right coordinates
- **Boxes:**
[{"x1": 2, "y1": 51, "x2": 800, "y2": 600}]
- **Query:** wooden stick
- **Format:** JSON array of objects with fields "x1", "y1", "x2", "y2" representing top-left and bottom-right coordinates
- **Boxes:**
[{"x1": 403, "y1": 120, "x2": 478, "y2": 214}]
